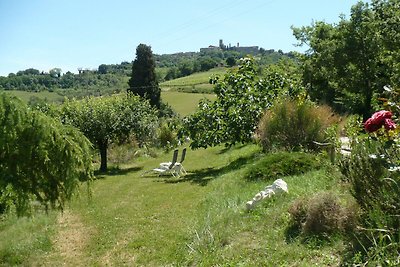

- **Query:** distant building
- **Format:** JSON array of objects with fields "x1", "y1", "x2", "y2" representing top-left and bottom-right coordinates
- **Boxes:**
[
  {"x1": 200, "y1": 39, "x2": 259, "y2": 54},
  {"x1": 200, "y1": 45, "x2": 222, "y2": 53}
]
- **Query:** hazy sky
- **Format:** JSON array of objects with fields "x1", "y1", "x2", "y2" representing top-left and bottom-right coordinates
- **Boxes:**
[{"x1": 0, "y1": 0, "x2": 364, "y2": 76}]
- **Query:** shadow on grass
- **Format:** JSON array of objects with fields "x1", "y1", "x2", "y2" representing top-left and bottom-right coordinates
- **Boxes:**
[
  {"x1": 164, "y1": 153, "x2": 258, "y2": 186},
  {"x1": 217, "y1": 144, "x2": 248, "y2": 155},
  {"x1": 94, "y1": 166, "x2": 143, "y2": 179},
  {"x1": 285, "y1": 224, "x2": 302, "y2": 244}
]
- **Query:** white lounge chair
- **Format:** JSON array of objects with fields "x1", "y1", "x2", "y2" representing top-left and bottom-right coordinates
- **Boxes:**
[
  {"x1": 160, "y1": 148, "x2": 187, "y2": 175},
  {"x1": 151, "y1": 149, "x2": 180, "y2": 177}
]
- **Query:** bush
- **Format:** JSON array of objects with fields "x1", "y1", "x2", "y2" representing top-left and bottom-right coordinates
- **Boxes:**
[
  {"x1": 288, "y1": 192, "x2": 358, "y2": 236},
  {"x1": 339, "y1": 137, "x2": 400, "y2": 263},
  {"x1": 256, "y1": 100, "x2": 339, "y2": 152},
  {"x1": 158, "y1": 121, "x2": 178, "y2": 150},
  {"x1": 244, "y1": 151, "x2": 322, "y2": 181},
  {"x1": 107, "y1": 135, "x2": 140, "y2": 166}
]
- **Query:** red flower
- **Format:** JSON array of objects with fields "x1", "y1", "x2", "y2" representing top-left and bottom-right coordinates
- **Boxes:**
[
  {"x1": 384, "y1": 118, "x2": 396, "y2": 130},
  {"x1": 364, "y1": 118, "x2": 382, "y2": 132},
  {"x1": 364, "y1": 110, "x2": 396, "y2": 132}
]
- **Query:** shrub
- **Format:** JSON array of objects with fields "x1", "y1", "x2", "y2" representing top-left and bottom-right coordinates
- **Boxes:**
[
  {"x1": 158, "y1": 121, "x2": 178, "y2": 150},
  {"x1": 288, "y1": 192, "x2": 358, "y2": 237},
  {"x1": 107, "y1": 135, "x2": 140, "y2": 166},
  {"x1": 244, "y1": 151, "x2": 321, "y2": 181},
  {"x1": 256, "y1": 100, "x2": 339, "y2": 152},
  {"x1": 339, "y1": 137, "x2": 400, "y2": 263}
]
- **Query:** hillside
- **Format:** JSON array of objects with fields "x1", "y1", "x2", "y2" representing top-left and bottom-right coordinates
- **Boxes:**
[{"x1": 160, "y1": 67, "x2": 226, "y2": 94}]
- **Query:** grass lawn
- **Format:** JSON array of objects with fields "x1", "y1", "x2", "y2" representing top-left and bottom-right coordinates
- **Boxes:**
[{"x1": 0, "y1": 144, "x2": 351, "y2": 266}]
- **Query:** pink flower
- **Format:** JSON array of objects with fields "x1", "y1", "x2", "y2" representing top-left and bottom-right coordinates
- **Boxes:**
[{"x1": 364, "y1": 110, "x2": 396, "y2": 132}]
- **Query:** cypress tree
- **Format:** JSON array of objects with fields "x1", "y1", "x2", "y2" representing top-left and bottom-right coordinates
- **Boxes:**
[{"x1": 128, "y1": 44, "x2": 161, "y2": 108}]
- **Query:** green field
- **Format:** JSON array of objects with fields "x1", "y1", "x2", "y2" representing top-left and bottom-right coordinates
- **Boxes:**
[
  {"x1": 161, "y1": 67, "x2": 226, "y2": 93},
  {"x1": 161, "y1": 91, "x2": 216, "y2": 116},
  {"x1": 0, "y1": 144, "x2": 349, "y2": 266},
  {"x1": 1, "y1": 90, "x2": 65, "y2": 104}
]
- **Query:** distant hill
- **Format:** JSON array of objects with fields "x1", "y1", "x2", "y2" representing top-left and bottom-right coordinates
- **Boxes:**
[{"x1": 0, "y1": 44, "x2": 294, "y2": 98}]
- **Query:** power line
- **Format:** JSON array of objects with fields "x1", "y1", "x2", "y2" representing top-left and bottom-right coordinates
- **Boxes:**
[
  {"x1": 147, "y1": 0, "x2": 251, "y2": 47},
  {"x1": 151, "y1": 0, "x2": 278, "y2": 51}
]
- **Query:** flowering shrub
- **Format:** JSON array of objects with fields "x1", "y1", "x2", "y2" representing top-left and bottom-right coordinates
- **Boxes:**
[{"x1": 364, "y1": 110, "x2": 396, "y2": 132}]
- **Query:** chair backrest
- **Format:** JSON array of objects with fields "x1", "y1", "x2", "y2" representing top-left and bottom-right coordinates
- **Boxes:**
[
  {"x1": 180, "y1": 148, "x2": 186, "y2": 163},
  {"x1": 168, "y1": 149, "x2": 179, "y2": 169}
]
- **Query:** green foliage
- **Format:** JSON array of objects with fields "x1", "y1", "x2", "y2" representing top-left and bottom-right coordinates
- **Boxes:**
[
  {"x1": 225, "y1": 56, "x2": 236, "y2": 67},
  {"x1": 244, "y1": 151, "x2": 321, "y2": 181},
  {"x1": 256, "y1": 100, "x2": 339, "y2": 152},
  {"x1": 181, "y1": 57, "x2": 304, "y2": 149},
  {"x1": 59, "y1": 94, "x2": 158, "y2": 171},
  {"x1": 128, "y1": 44, "x2": 161, "y2": 108},
  {"x1": 0, "y1": 93, "x2": 93, "y2": 215},
  {"x1": 293, "y1": 0, "x2": 400, "y2": 118},
  {"x1": 157, "y1": 120, "x2": 179, "y2": 150},
  {"x1": 339, "y1": 135, "x2": 400, "y2": 264},
  {"x1": 0, "y1": 67, "x2": 129, "y2": 95}
]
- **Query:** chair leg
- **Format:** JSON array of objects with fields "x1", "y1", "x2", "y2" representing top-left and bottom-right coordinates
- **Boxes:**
[{"x1": 180, "y1": 166, "x2": 187, "y2": 175}]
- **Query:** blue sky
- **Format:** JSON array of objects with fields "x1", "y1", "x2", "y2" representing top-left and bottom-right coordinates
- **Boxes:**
[{"x1": 0, "y1": 0, "x2": 364, "y2": 76}]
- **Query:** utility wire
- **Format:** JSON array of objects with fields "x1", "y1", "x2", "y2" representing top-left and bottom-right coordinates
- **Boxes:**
[
  {"x1": 148, "y1": 0, "x2": 252, "y2": 47},
  {"x1": 151, "y1": 0, "x2": 278, "y2": 51}
]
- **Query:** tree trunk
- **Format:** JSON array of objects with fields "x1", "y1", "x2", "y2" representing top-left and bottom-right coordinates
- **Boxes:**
[
  {"x1": 99, "y1": 141, "x2": 108, "y2": 172},
  {"x1": 363, "y1": 80, "x2": 373, "y2": 121}
]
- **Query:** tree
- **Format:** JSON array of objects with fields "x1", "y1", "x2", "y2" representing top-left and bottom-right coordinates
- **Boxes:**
[
  {"x1": 0, "y1": 93, "x2": 93, "y2": 215},
  {"x1": 181, "y1": 57, "x2": 303, "y2": 149},
  {"x1": 49, "y1": 68, "x2": 62, "y2": 78},
  {"x1": 98, "y1": 64, "x2": 108, "y2": 74},
  {"x1": 292, "y1": 0, "x2": 400, "y2": 119},
  {"x1": 60, "y1": 94, "x2": 158, "y2": 172},
  {"x1": 128, "y1": 44, "x2": 161, "y2": 108},
  {"x1": 226, "y1": 57, "x2": 236, "y2": 67}
]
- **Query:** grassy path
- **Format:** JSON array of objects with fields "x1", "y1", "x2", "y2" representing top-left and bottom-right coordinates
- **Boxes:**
[{"x1": 43, "y1": 145, "x2": 253, "y2": 266}]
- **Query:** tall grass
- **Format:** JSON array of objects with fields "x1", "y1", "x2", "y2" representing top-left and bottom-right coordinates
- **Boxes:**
[{"x1": 257, "y1": 100, "x2": 339, "y2": 152}]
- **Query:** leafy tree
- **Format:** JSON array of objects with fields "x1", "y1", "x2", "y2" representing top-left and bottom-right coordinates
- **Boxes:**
[
  {"x1": 199, "y1": 56, "x2": 217, "y2": 71},
  {"x1": 98, "y1": 64, "x2": 108, "y2": 74},
  {"x1": 17, "y1": 68, "x2": 40, "y2": 76},
  {"x1": 60, "y1": 94, "x2": 158, "y2": 171},
  {"x1": 181, "y1": 57, "x2": 303, "y2": 149},
  {"x1": 178, "y1": 60, "x2": 194, "y2": 77},
  {"x1": 292, "y1": 0, "x2": 400, "y2": 119},
  {"x1": 49, "y1": 68, "x2": 62, "y2": 78},
  {"x1": 128, "y1": 44, "x2": 161, "y2": 108},
  {"x1": 0, "y1": 93, "x2": 93, "y2": 215},
  {"x1": 165, "y1": 67, "x2": 180, "y2": 81},
  {"x1": 226, "y1": 57, "x2": 236, "y2": 67}
]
